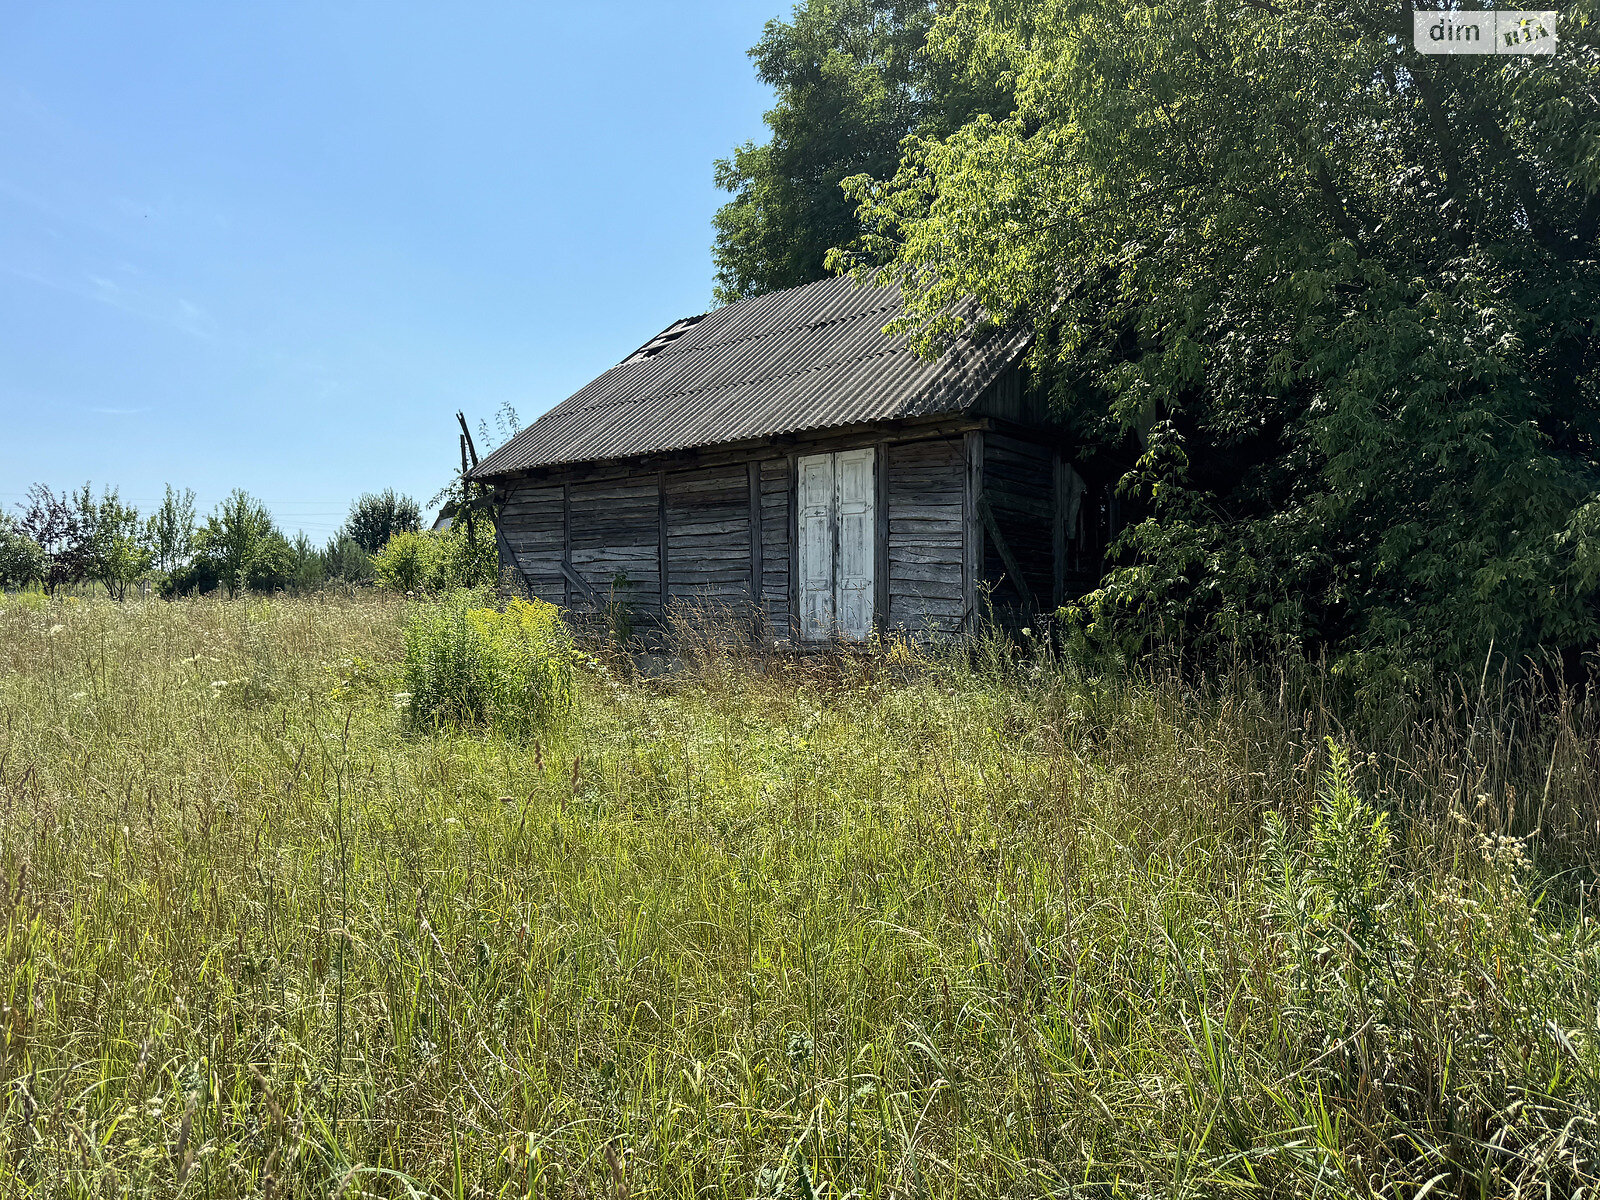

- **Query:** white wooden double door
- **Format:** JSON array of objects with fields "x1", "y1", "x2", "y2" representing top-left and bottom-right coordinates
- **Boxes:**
[{"x1": 797, "y1": 448, "x2": 876, "y2": 642}]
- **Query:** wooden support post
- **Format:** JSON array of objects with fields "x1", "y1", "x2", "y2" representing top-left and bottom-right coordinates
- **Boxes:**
[
  {"x1": 748, "y1": 460, "x2": 762, "y2": 617},
  {"x1": 562, "y1": 483, "x2": 572, "y2": 610},
  {"x1": 874, "y1": 441, "x2": 889, "y2": 635},
  {"x1": 657, "y1": 469, "x2": 669, "y2": 616},
  {"x1": 963, "y1": 430, "x2": 984, "y2": 630}
]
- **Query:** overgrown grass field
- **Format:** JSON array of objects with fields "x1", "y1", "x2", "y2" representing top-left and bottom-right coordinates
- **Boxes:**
[{"x1": 2, "y1": 593, "x2": 1598, "y2": 1198}]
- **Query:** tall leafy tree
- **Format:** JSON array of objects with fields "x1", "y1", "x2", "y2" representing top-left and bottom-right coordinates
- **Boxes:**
[
  {"x1": 146, "y1": 485, "x2": 197, "y2": 579},
  {"x1": 843, "y1": 0, "x2": 1600, "y2": 676},
  {"x1": 15, "y1": 484, "x2": 89, "y2": 593},
  {"x1": 186, "y1": 490, "x2": 292, "y2": 596},
  {"x1": 712, "y1": 0, "x2": 1009, "y2": 302},
  {"x1": 343, "y1": 489, "x2": 423, "y2": 554}
]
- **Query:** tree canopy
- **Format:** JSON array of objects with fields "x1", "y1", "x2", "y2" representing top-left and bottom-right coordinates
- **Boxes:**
[
  {"x1": 711, "y1": 0, "x2": 1008, "y2": 302},
  {"x1": 343, "y1": 489, "x2": 423, "y2": 555},
  {"x1": 825, "y1": 0, "x2": 1600, "y2": 676}
]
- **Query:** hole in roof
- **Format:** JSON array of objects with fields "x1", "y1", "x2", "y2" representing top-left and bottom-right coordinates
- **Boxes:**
[{"x1": 623, "y1": 314, "x2": 705, "y2": 364}]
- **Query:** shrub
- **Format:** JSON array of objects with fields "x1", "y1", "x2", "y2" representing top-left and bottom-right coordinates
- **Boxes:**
[
  {"x1": 401, "y1": 593, "x2": 576, "y2": 735},
  {"x1": 375, "y1": 524, "x2": 499, "y2": 593},
  {"x1": 374, "y1": 530, "x2": 440, "y2": 592},
  {"x1": 438, "y1": 521, "x2": 499, "y2": 589}
]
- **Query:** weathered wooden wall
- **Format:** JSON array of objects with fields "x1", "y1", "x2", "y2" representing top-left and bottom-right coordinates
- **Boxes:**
[
  {"x1": 665, "y1": 465, "x2": 752, "y2": 607},
  {"x1": 495, "y1": 416, "x2": 1074, "y2": 641},
  {"x1": 887, "y1": 437, "x2": 967, "y2": 637},
  {"x1": 497, "y1": 485, "x2": 565, "y2": 605},
  {"x1": 758, "y1": 457, "x2": 791, "y2": 635},
  {"x1": 569, "y1": 477, "x2": 660, "y2": 617}
]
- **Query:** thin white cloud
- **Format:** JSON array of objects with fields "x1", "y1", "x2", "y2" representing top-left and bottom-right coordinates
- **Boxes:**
[{"x1": 0, "y1": 262, "x2": 214, "y2": 339}]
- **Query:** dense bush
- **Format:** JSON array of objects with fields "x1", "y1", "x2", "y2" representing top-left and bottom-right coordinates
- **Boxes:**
[
  {"x1": 401, "y1": 593, "x2": 576, "y2": 735},
  {"x1": 374, "y1": 524, "x2": 498, "y2": 593}
]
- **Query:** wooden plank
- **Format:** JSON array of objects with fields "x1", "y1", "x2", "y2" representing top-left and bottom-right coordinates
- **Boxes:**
[
  {"x1": 889, "y1": 547, "x2": 962, "y2": 567},
  {"x1": 891, "y1": 563, "x2": 968, "y2": 585}
]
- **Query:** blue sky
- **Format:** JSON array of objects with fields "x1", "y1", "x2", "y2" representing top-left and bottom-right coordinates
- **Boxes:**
[{"x1": 0, "y1": 3, "x2": 783, "y2": 540}]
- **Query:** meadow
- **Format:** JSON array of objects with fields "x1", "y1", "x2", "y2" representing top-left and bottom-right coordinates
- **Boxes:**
[{"x1": 1, "y1": 591, "x2": 1597, "y2": 1199}]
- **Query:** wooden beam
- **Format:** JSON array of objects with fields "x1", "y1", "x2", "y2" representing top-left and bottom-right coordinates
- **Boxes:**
[
  {"x1": 559, "y1": 559, "x2": 606, "y2": 609},
  {"x1": 978, "y1": 495, "x2": 1036, "y2": 613},
  {"x1": 494, "y1": 521, "x2": 533, "y2": 598},
  {"x1": 874, "y1": 440, "x2": 889, "y2": 635},
  {"x1": 963, "y1": 430, "x2": 984, "y2": 630},
  {"x1": 456, "y1": 411, "x2": 479, "y2": 467},
  {"x1": 747, "y1": 460, "x2": 763, "y2": 627},
  {"x1": 562, "y1": 483, "x2": 572, "y2": 609},
  {"x1": 657, "y1": 469, "x2": 668, "y2": 613}
]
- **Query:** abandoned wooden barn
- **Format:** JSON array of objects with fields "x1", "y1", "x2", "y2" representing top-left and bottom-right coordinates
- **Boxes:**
[{"x1": 470, "y1": 274, "x2": 1113, "y2": 643}]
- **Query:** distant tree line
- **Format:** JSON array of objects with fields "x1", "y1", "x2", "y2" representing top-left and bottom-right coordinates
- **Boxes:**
[{"x1": 0, "y1": 484, "x2": 496, "y2": 597}]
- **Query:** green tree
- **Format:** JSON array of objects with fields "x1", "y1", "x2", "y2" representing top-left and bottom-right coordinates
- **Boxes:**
[
  {"x1": 321, "y1": 534, "x2": 374, "y2": 585},
  {"x1": 16, "y1": 483, "x2": 89, "y2": 593},
  {"x1": 184, "y1": 490, "x2": 292, "y2": 595},
  {"x1": 0, "y1": 513, "x2": 46, "y2": 590},
  {"x1": 286, "y1": 532, "x2": 327, "y2": 591},
  {"x1": 844, "y1": 0, "x2": 1600, "y2": 676},
  {"x1": 343, "y1": 490, "x2": 422, "y2": 554},
  {"x1": 78, "y1": 486, "x2": 151, "y2": 601},
  {"x1": 146, "y1": 485, "x2": 197, "y2": 579},
  {"x1": 711, "y1": 0, "x2": 1008, "y2": 302}
]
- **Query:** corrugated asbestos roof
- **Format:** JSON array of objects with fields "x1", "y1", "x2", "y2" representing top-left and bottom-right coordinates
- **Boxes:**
[{"x1": 470, "y1": 274, "x2": 1030, "y2": 479}]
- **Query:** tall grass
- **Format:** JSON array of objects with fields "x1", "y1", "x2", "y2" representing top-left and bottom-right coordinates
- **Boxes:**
[{"x1": 0, "y1": 592, "x2": 1596, "y2": 1198}]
